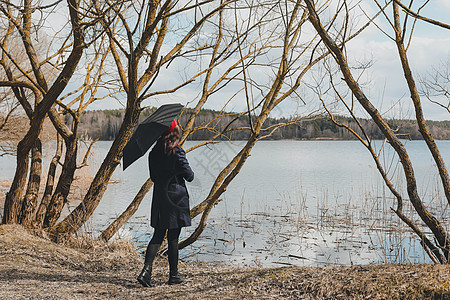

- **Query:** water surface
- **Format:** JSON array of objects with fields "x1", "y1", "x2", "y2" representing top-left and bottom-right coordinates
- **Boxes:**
[{"x1": 1, "y1": 140, "x2": 449, "y2": 267}]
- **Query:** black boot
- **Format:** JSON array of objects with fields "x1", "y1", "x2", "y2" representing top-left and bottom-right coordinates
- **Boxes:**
[
  {"x1": 137, "y1": 264, "x2": 154, "y2": 287},
  {"x1": 168, "y1": 271, "x2": 185, "y2": 285},
  {"x1": 138, "y1": 243, "x2": 160, "y2": 287},
  {"x1": 167, "y1": 238, "x2": 185, "y2": 285}
]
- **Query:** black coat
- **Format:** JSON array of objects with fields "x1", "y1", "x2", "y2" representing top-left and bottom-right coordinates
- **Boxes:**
[{"x1": 149, "y1": 140, "x2": 194, "y2": 229}]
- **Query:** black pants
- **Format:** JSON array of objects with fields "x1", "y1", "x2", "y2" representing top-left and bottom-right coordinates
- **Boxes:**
[
  {"x1": 144, "y1": 228, "x2": 181, "y2": 274},
  {"x1": 148, "y1": 227, "x2": 181, "y2": 246}
]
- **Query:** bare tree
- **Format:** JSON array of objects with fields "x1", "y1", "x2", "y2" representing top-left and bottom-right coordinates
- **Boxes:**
[
  {"x1": 101, "y1": 0, "x2": 370, "y2": 248},
  {"x1": 420, "y1": 61, "x2": 450, "y2": 114},
  {"x1": 1, "y1": 0, "x2": 89, "y2": 224},
  {"x1": 177, "y1": 0, "x2": 331, "y2": 250},
  {"x1": 0, "y1": 0, "x2": 106, "y2": 227},
  {"x1": 98, "y1": 1, "x2": 246, "y2": 242},
  {"x1": 49, "y1": 0, "x2": 235, "y2": 240},
  {"x1": 304, "y1": 0, "x2": 449, "y2": 263},
  {"x1": 38, "y1": 37, "x2": 112, "y2": 229}
]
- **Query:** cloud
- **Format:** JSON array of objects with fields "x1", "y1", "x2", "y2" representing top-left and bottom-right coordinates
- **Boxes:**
[
  {"x1": 341, "y1": 23, "x2": 450, "y2": 120},
  {"x1": 88, "y1": 1, "x2": 450, "y2": 121},
  {"x1": 437, "y1": 0, "x2": 450, "y2": 10}
]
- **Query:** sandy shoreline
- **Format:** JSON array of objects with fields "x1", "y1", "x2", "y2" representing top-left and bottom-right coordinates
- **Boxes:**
[{"x1": 0, "y1": 224, "x2": 449, "y2": 299}]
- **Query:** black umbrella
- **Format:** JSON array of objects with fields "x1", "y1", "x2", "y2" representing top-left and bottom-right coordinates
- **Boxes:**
[{"x1": 122, "y1": 103, "x2": 183, "y2": 170}]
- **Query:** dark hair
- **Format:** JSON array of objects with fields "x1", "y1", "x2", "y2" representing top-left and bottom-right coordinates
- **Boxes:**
[{"x1": 162, "y1": 125, "x2": 180, "y2": 156}]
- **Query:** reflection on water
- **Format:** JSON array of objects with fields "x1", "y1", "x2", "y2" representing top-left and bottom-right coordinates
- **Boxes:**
[
  {"x1": 181, "y1": 205, "x2": 427, "y2": 267},
  {"x1": 1, "y1": 140, "x2": 449, "y2": 267}
]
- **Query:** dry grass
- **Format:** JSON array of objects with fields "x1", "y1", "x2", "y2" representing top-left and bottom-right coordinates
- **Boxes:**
[{"x1": 0, "y1": 224, "x2": 449, "y2": 299}]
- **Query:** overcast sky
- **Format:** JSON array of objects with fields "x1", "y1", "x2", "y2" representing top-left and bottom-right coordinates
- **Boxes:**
[
  {"x1": 341, "y1": 0, "x2": 450, "y2": 121},
  {"x1": 47, "y1": 1, "x2": 449, "y2": 121},
  {"x1": 152, "y1": 1, "x2": 450, "y2": 121}
]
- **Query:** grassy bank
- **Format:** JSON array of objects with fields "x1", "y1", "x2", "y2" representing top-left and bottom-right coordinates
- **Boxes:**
[{"x1": 0, "y1": 224, "x2": 449, "y2": 299}]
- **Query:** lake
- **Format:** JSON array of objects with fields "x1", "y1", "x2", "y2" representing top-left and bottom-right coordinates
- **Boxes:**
[{"x1": 1, "y1": 140, "x2": 449, "y2": 267}]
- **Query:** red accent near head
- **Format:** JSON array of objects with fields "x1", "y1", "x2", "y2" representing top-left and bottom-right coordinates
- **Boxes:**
[{"x1": 167, "y1": 119, "x2": 177, "y2": 132}]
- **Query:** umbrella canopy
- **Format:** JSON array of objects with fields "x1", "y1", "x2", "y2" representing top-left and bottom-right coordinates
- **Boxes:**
[{"x1": 122, "y1": 103, "x2": 183, "y2": 170}]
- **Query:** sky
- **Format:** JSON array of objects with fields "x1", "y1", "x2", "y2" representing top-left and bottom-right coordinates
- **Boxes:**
[
  {"x1": 42, "y1": 0, "x2": 450, "y2": 121},
  {"x1": 341, "y1": 0, "x2": 450, "y2": 121}
]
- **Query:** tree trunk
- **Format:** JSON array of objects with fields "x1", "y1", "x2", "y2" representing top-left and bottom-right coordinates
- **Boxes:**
[
  {"x1": 2, "y1": 0, "x2": 86, "y2": 224},
  {"x1": 392, "y1": 2, "x2": 450, "y2": 206},
  {"x1": 48, "y1": 106, "x2": 141, "y2": 240},
  {"x1": 179, "y1": 134, "x2": 258, "y2": 250},
  {"x1": 20, "y1": 138, "x2": 42, "y2": 227},
  {"x1": 34, "y1": 136, "x2": 62, "y2": 229},
  {"x1": 305, "y1": 0, "x2": 449, "y2": 260},
  {"x1": 99, "y1": 178, "x2": 153, "y2": 242},
  {"x1": 180, "y1": 101, "x2": 275, "y2": 249},
  {"x1": 44, "y1": 136, "x2": 78, "y2": 227},
  {"x1": 3, "y1": 129, "x2": 35, "y2": 223}
]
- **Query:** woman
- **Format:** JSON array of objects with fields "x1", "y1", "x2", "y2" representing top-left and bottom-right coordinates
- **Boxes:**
[{"x1": 137, "y1": 120, "x2": 194, "y2": 287}]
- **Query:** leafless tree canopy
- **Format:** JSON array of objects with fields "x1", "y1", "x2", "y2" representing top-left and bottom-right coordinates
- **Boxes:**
[
  {"x1": 304, "y1": 0, "x2": 449, "y2": 263},
  {"x1": 0, "y1": 0, "x2": 449, "y2": 264}
]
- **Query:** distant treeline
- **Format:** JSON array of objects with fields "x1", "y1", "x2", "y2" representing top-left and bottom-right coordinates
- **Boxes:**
[{"x1": 72, "y1": 108, "x2": 450, "y2": 141}]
